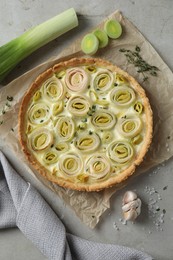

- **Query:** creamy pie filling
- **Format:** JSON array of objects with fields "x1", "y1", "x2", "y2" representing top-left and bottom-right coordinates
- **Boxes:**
[{"x1": 25, "y1": 65, "x2": 147, "y2": 184}]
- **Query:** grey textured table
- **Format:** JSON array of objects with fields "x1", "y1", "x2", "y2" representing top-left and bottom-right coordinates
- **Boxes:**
[{"x1": 0, "y1": 0, "x2": 173, "y2": 259}]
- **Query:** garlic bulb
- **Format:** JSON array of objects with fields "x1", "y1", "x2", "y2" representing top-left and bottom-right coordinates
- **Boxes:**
[{"x1": 122, "y1": 191, "x2": 141, "y2": 221}]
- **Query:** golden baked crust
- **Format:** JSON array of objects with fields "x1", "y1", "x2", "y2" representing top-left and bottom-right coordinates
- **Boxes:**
[{"x1": 18, "y1": 58, "x2": 153, "y2": 191}]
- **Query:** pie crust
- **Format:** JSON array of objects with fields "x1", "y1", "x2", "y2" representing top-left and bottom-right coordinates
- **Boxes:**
[{"x1": 18, "y1": 58, "x2": 153, "y2": 191}]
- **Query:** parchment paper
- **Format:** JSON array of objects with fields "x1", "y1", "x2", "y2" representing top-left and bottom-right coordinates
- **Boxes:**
[{"x1": 1, "y1": 11, "x2": 173, "y2": 228}]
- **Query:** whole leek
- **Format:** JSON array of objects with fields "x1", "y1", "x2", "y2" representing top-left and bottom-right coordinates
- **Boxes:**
[{"x1": 0, "y1": 8, "x2": 78, "y2": 82}]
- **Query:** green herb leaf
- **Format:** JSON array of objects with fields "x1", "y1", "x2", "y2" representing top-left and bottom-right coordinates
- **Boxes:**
[
  {"x1": 119, "y1": 48, "x2": 127, "y2": 52},
  {"x1": 119, "y1": 46, "x2": 159, "y2": 81},
  {"x1": 135, "y1": 46, "x2": 140, "y2": 52},
  {"x1": 7, "y1": 96, "x2": 13, "y2": 102}
]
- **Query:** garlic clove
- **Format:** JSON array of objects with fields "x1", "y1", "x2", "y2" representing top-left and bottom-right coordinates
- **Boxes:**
[
  {"x1": 122, "y1": 191, "x2": 142, "y2": 221},
  {"x1": 122, "y1": 190, "x2": 137, "y2": 205},
  {"x1": 136, "y1": 199, "x2": 142, "y2": 216},
  {"x1": 123, "y1": 209, "x2": 138, "y2": 221},
  {"x1": 122, "y1": 203, "x2": 132, "y2": 212},
  {"x1": 122, "y1": 200, "x2": 140, "y2": 212},
  {"x1": 136, "y1": 198, "x2": 142, "y2": 208}
]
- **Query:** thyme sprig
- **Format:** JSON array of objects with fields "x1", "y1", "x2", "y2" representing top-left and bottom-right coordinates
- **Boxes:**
[{"x1": 119, "y1": 46, "x2": 159, "y2": 81}]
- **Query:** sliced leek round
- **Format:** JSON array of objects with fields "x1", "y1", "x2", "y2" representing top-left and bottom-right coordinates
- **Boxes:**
[
  {"x1": 132, "y1": 134, "x2": 143, "y2": 145},
  {"x1": 28, "y1": 103, "x2": 50, "y2": 124},
  {"x1": 81, "y1": 33, "x2": 99, "y2": 55},
  {"x1": 85, "y1": 66, "x2": 97, "y2": 74},
  {"x1": 52, "y1": 101, "x2": 64, "y2": 116},
  {"x1": 67, "y1": 95, "x2": 91, "y2": 116},
  {"x1": 19, "y1": 57, "x2": 152, "y2": 192},
  {"x1": 116, "y1": 74, "x2": 129, "y2": 85},
  {"x1": 55, "y1": 142, "x2": 69, "y2": 152},
  {"x1": 59, "y1": 153, "x2": 83, "y2": 177},
  {"x1": 85, "y1": 154, "x2": 111, "y2": 179},
  {"x1": 108, "y1": 140, "x2": 134, "y2": 165},
  {"x1": 91, "y1": 110, "x2": 116, "y2": 130},
  {"x1": 110, "y1": 86, "x2": 136, "y2": 107},
  {"x1": 104, "y1": 19, "x2": 122, "y2": 39},
  {"x1": 43, "y1": 151, "x2": 58, "y2": 165},
  {"x1": 133, "y1": 101, "x2": 143, "y2": 114},
  {"x1": 93, "y1": 29, "x2": 109, "y2": 48},
  {"x1": 118, "y1": 116, "x2": 142, "y2": 138},
  {"x1": 55, "y1": 116, "x2": 75, "y2": 141},
  {"x1": 30, "y1": 128, "x2": 53, "y2": 151},
  {"x1": 42, "y1": 75, "x2": 66, "y2": 102},
  {"x1": 92, "y1": 69, "x2": 114, "y2": 94},
  {"x1": 75, "y1": 132, "x2": 100, "y2": 153},
  {"x1": 65, "y1": 67, "x2": 89, "y2": 92},
  {"x1": 33, "y1": 90, "x2": 42, "y2": 102}
]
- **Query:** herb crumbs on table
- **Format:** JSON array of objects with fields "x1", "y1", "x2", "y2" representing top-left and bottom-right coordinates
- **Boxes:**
[
  {"x1": 163, "y1": 209, "x2": 166, "y2": 214},
  {"x1": 7, "y1": 96, "x2": 13, "y2": 102},
  {"x1": 119, "y1": 46, "x2": 159, "y2": 82},
  {"x1": 163, "y1": 185, "x2": 168, "y2": 190}
]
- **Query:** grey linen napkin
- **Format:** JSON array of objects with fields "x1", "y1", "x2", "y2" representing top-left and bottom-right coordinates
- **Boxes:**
[{"x1": 0, "y1": 151, "x2": 153, "y2": 260}]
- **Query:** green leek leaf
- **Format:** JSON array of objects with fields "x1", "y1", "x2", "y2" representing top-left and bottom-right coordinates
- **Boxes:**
[{"x1": 0, "y1": 8, "x2": 78, "y2": 82}]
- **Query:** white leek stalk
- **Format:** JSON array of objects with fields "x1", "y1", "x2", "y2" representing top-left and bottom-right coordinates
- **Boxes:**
[{"x1": 0, "y1": 8, "x2": 78, "y2": 82}]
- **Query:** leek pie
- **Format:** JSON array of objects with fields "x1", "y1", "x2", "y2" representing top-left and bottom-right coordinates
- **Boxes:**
[{"x1": 19, "y1": 58, "x2": 153, "y2": 191}]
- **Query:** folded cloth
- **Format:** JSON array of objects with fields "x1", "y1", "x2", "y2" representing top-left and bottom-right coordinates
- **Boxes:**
[{"x1": 0, "y1": 151, "x2": 153, "y2": 260}]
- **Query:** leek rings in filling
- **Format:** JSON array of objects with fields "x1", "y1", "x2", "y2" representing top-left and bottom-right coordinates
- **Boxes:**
[
  {"x1": 30, "y1": 128, "x2": 53, "y2": 151},
  {"x1": 65, "y1": 67, "x2": 89, "y2": 92},
  {"x1": 134, "y1": 101, "x2": 143, "y2": 114},
  {"x1": 91, "y1": 110, "x2": 116, "y2": 130},
  {"x1": 116, "y1": 74, "x2": 129, "y2": 85},
  {"x1": 67, "y1": 95, "x2": 91, "y2": 116},
  {"x1": 92, "y1": 69, "x2": 114, "y2": 94},
  {"x1": 108, "y1": 141, "x2": 134, "y2": 165},
  {"x1": 33, "y1": 91, "x2": 41, "y2": 102},
  {"x1": 110, "y1": 86, "x2": 136, "y2": 107},
  {"x1": 28, "y1": 103, "x2": 50, "y2": 124},
  {"x1": 55, "y1": 142, "x2": 69, "y2": 152},
  {"x1": 43, "y1": 151, "x2": 58, "y2": 165},
  {"x1": 55, "y1": 116, "x2": 75, "y2": 141},
  {"x1": 59, "y1": 153, "x2": 83, "y2": 177},
  {"x1": 118, "y1": 116, "x2": 142, "y2": 138},
  {"x1": 85, "y1": 154, "x2": 111, "y2": 179},
  {"x1": 52, "y1": 101, "x2": 64, "y2": 116},
  {"x1": 75, "y1": 132, "x2": 100, "y2": 153},
  {"x1": 42, "y1": 75, "x2": 66, "y2": 101}
]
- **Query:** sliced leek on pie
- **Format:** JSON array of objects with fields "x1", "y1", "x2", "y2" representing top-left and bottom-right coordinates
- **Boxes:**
[
  {"x1": 75, "y1": 132, "x2": 100, "y2": 153},
  {"x1": 91, "y1": 69, "x2": 114, "y2": 93},
  {"x1": 67, "y1": 95, "x2": 91, "y2": 116},
  {"x1": 110, "y1": 86, "x2": 136, "y2": 107},
  {"x1": 19, "y1": 58, "x2": 153, "y2": 191}
]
